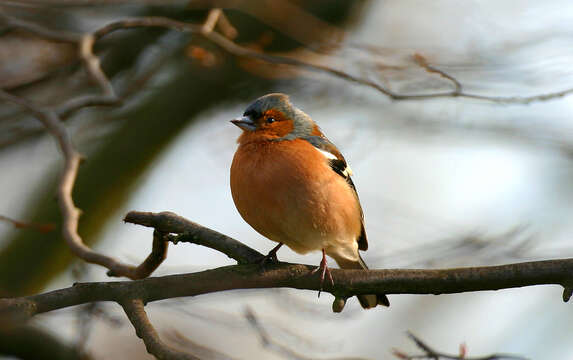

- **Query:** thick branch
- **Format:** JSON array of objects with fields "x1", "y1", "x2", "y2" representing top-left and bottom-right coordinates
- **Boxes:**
[
  {"x1": 8, "y1": 210, "x2": 567, "y2": 318},
  {"x1": 2, "y1": 256, "x2": 572, "y2": 320}
]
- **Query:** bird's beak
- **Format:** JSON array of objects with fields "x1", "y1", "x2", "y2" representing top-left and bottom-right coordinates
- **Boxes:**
[{"x1": 230, "y1": 116, "x2": 256, "y2": 131}]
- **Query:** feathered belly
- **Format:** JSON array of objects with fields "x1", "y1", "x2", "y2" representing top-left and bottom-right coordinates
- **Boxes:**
[{"x1": 230, "y1": 140, "x2": 362, "y2": 255}]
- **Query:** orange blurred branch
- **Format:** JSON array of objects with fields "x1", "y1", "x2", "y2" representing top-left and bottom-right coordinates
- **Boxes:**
[{"x1": 0, "y1": 215, "x2": 55, "y2": 233}]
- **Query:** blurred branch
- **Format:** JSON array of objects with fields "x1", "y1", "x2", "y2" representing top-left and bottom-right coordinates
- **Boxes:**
[
  {"x1": 0, "y1": 89, "x2": 168, "y2": 280},
  {"x1": 55, "y1": 33, "x2": 120, "y2": 119},
  {"x1": 201, "y1": 8, "x2": 222, "y2": 34},
  {"x1": 190, "y1": 0, "x2": 345, "y2": 47},
  {"x1": 376, "y1": 227, "x2": 535, "y2": 268},
  {"x1": 201, "y1": 25, "x2": 573, "y2": 104},
  {"x1": 0, "y1": 9, "x2": 239, "y2": 282},
  {"x1": 165, "y1": 330, "x2": 236, "y2": 360},
  {"x1": 412, "y1": 53, "x2": 462, "y2": 94},
  {"x1": 122, "y1": 298, "x2": 198, "y2": 360},
  {"x1": 0, "y1": 214, "x2": 55, "y2": 233},
  {"x1": 0, "y1": 14, "x2": 80, "y2": 42},
  {"x1": 2, "y1": 12, "x2": 573, "y2": 112},
  {"x1": 245, "y1": 307, "x2": 367, "y2": 360},
  {"x1": 0, "y1": 32, "x2": 179, "y2": 148},
  {"x1": 392, "y1": 332, "x2": 527, "y2": 360}
]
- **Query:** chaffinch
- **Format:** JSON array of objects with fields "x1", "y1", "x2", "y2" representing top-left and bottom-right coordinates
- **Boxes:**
[{"x1": 230, "y1": 93, "x2": 389, "y2": 309}]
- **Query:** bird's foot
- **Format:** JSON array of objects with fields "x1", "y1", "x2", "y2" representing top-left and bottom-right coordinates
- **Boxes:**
[
  {"x1": 311, "y1": 249, "x2": 334, "y2": 297},
  {"x1": 259, "y1": 242, "x2": 283, "y2": 269}
]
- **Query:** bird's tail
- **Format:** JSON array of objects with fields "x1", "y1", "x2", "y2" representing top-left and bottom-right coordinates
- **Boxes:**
[{"x1": 334, "y1": 254, "x2": 389, "y2": 309}]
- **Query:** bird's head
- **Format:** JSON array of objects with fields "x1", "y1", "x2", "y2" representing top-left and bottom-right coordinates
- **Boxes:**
[{"x1": 231, "y1": 93, "x2": 321, "y2": 142}]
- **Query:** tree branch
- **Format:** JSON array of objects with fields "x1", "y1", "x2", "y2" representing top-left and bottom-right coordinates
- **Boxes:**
[
  {"x1": 122, "y1": 298, "x2": 198, "y2": 360},
  {"x1": 1, "y1": 210, "x2": 569, "y2": 357},
  {"x1": 245, "y1": 307, "x2": 368, "y2": 360},
  {"x1": 123, "y1": 211, "x2": 264, "y2": 265},
  {"x1": 164, "y1": 330, "x2": 236, "y2": 360},
  {"x1": 1, "y1": 214, "x2": 572, "y2": 318},
  {"x1": 392, "y1": 332, "x2": 527, "y2": 360},
  {"x1": 412, "y1": 53, "x2": 462, "y2": 94},
  {"x1": 0, "y1": 10, "x2": 240, "y2": 281},
  {"x1": 0, "y1": 90, "x2": 163, "y2": 280},
  {"x1": 55, "y1": 32, "x2": 120, "y2": 119},
  {"x1": 0, "y1": 14, "x2": 80, "y2": 43},
  {"x1": 3, "y1": 13, "x2": 573, "y2": 108}
]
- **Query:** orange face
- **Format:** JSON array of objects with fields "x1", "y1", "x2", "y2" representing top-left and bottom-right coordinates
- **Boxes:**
[
  {"x1": 233, "y1": 109, "x2": 295, "y2": 143},
  {"x1": 257, "y1": 109, "x2": 294, "y2": 138}
]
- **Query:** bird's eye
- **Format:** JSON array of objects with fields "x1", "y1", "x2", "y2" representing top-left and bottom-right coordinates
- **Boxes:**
[{"x1": 266, "y1": 117, "x2": 276, "y2": 124}]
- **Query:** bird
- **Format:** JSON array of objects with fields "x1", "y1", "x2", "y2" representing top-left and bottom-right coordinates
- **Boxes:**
[{"x1": 229, "y1": 93, "x2": 389, "y2": 309}]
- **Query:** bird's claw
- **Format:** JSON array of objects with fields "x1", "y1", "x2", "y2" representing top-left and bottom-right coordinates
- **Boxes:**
[
  {"x1": 311, "y1": 249, "x2": 334, "y2": 297},
  {"x1": 258, "y1": 243, "x2": 283, "y2": 270},
  {"x1": 258, "y1": 253, "x2": 278, "y2": 269}
]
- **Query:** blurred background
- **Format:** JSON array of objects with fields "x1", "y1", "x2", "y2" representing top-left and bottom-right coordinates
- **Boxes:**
[{"x1": 1, "y1": 0, "x2": 573, "y2": 359}]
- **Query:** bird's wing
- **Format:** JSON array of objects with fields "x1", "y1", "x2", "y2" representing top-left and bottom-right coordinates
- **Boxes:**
[{"x1": 302, "y1": 136, "x2": 368, "y2": 251}]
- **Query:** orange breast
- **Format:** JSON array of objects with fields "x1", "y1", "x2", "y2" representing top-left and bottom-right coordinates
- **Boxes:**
[{"x1": 230, "y1": 138, "x2": 362, "y2": 254}]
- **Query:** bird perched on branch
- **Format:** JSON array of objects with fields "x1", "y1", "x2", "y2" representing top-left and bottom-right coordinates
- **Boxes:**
[{"x1": 230, "y1": 93, "x2": 389, "y2": 309}]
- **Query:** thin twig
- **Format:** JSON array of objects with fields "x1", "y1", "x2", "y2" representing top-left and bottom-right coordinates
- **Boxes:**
[
  {"x1": 392, "y1": 332, "x2": 527, "y2": 360},
  {"x1": 245, "y1": 307, "x2": 368, "y2": 360},
  {"x1": 79, "y1": 34, "x2": 113, "y2": 97},
  {"x1": 165, "y1": 330, "x2": 236, "y2": 360},
  {"x1": 122, "y1": 298, "x2": 198, "y2": 360},
  {"x1": 57, "y1": 33, "x2": 121, "y2": 118},
  {"x1": 201, "y1": 8, "x2": 221, "y2": 34},
  {"x1": 412, "y1": 53, "x2": 462, "y2": 94},
  {"x1": 215, "y1": 10, "x2": 237, "y2": 39}
]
